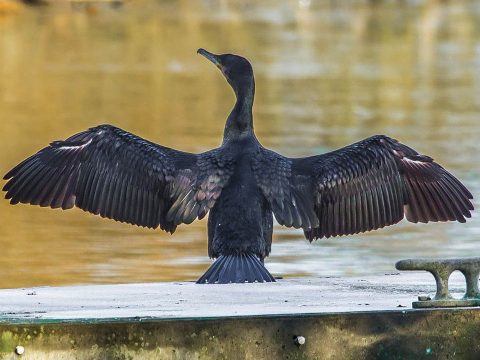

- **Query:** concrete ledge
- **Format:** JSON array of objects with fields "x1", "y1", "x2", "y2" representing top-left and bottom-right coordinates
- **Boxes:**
[
  {"x1": 1, "y1": 310, "x2": 480, "y2": 360},
  {"x1": 0, "y1": 274, "x2": 479, "y2": 359}
]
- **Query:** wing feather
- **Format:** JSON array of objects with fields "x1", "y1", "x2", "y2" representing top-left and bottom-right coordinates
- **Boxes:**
[
  {"x1": 3, "y1": 124, "x2": 234, "y2": 232},
  {"x1": 254, "y1": 135, "x2": 473, "y2": 241}
]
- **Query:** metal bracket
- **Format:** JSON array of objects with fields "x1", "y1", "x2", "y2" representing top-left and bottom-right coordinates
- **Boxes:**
[{"x1": 395, "y1": 258, "x2": 480, "y2": 308}]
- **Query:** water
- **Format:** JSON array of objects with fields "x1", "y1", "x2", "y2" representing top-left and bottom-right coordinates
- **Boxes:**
[{"x1": 0, "y1": 0, "x2": 478, "y2": 288}]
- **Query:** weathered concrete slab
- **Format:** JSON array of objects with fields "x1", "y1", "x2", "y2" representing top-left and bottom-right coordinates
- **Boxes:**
[
  {"x1": 0, "y1": 273, "x2": 479, "y2": 359},
  {"x1": 0, "y1": 273, "x2": 471, "y2": 322}
]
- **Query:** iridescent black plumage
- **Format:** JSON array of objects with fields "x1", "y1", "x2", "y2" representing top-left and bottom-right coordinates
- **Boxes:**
[{"x1": 3, "y1": 49, "x2": 474, "y2": 284}]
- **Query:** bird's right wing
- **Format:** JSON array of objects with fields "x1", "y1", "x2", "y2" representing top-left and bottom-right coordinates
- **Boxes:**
[
  {"x1": 3, "y1": 124, "x2": 234, "y2": 233},
  {"x1": 253, "y1": 136, "x2": 473, "y2": 240}
]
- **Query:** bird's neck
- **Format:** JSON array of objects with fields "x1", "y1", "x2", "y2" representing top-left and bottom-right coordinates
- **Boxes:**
[{"x1": 223, "y1": 78, "x2": 255, "y2": 141}]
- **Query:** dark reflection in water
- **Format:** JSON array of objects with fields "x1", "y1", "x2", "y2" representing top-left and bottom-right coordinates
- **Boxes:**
[{"x1": 0, "y1": 0, "x2": 478, "y2": 287}]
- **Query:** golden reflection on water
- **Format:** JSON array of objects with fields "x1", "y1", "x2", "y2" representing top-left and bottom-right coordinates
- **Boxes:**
[{"x1": 0, "y1": 0, "x2": 479, "y2": 288}]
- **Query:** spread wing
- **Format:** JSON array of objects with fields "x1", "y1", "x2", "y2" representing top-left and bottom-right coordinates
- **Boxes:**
[
  {"x1": 254, "y1": 135, "x2": 474, "y2": 240},
  {"x1": 3, "y1": 124, "x2": 234, "y2": 233}
]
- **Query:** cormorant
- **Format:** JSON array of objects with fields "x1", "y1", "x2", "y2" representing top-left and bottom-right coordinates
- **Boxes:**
[{"x1": 3, "y1": 49, "x2": 474, "y2": 284}]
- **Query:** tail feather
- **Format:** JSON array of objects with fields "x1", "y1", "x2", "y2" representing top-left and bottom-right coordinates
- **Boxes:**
[{"x1": 196, "y1": 254, "x2": 276, "y2": 284}]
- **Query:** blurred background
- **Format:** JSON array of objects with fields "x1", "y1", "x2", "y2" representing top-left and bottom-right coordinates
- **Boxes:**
[{"x1": 0, "y1": 0, "x2": 478, "y2": 288}]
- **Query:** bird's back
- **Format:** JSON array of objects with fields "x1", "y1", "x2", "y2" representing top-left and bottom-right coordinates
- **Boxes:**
[{"x1": 207, "y1": 138, "x2": 271, "y2": 256}]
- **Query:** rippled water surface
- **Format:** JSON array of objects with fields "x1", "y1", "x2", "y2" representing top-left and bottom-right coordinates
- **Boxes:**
[{"x1": 0, "y1": 0, "x2": 479, "y2": 287}]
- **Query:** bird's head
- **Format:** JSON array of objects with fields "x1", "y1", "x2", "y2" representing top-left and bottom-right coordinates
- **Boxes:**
[{"x1": 197, "y1": 48, "x2": 254, "y2": 97}]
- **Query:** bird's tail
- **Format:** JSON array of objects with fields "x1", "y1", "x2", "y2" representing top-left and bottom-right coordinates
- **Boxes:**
[{"x1": 196, "y1": 253, "x2": 276, "y2": 284}]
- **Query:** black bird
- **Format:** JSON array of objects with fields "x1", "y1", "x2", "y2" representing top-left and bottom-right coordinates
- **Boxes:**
[{"x1": 3, "y1": 49, "x2": 474, "y2": 284}]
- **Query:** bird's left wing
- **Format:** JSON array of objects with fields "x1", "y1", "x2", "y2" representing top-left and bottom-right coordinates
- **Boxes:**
[
  {"x1": 3, "y1": 124, "x2": 234, "y2": 233},
  {"x1": 253, "y1": 136, "x2": 473, "y2": 240}
]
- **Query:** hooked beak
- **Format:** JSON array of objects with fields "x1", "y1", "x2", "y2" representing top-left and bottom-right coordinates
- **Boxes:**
[{"x1": 197, "y1": 48, "x2": 223, "y2": 70}]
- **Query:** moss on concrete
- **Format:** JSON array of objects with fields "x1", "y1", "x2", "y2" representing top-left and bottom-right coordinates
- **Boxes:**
[{"x1": 0, "y1": 309, "x2": 479, "y2": 360}]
